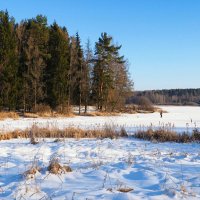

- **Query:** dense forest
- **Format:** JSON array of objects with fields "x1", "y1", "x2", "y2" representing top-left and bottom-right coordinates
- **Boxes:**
[
  {"x1": 0, "y1": 11, "x2": 133, "y2": 113},
  {"x1": 129, "y1": 89, "x2": 200, "y2": 106}
]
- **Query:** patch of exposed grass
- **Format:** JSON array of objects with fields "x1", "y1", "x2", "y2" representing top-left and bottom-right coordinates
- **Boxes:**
[
  {"x1": 48, "y1": 157, "x2": 72, "y2": 174},
  {"x1": 23, "y1": 112, "x2": 74, "y2": 118},
  {"x1": 79, "y1": 112, "x2": 119, "y2": 116},
  {"x1": 0, "y1": 125, "x2": 126, "y2": 141},
  {"x1": 24, "y1": 167, "x2": 41, "y2": 179},
  {"x1": 0, "y1": 112, "x2": 19, "y2": 120},
  {"x1": 117, "y1": 187, "x2": 134, "y2": 193},
  {"x1": 134, "y1": 128, "x2": 200, "y2": 143}
]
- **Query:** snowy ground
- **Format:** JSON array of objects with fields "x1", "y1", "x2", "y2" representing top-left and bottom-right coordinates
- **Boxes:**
[
  {"x1": 0, "y1": 106, "x2": 200, "y2": 133},
  {"x1": 0, "y1": 138, "x2": 200, "y2": 200},
  {"x1": 0, "y1": 106, "x2": 200, "y2": 200}
]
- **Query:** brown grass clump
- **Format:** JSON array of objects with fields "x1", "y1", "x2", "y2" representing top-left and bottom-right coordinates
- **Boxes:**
[
  {"x1": 0, "y1": 112, "x2": 19, "y2": 120},
  {"x1": 48, "y1": 158, "x2": 72, "y2": 174},
  {"x1": 134, "y1": 128, "x2": 200, "y2": 143},
  {"x1": 24, "y1": 167, "x2": 40, "y2": 179},
  {"x1": 23, "y1": 111, "x2": 75, "y2": 118},
  {"x1": 0, "y1": 124, "x2": 123, "y2": 141},
  {"x1": 117, "y1": 187, "x2": 134, "y2": 193},
  {"x1": 120, "y1": 127, "x2": 128, "y2": 137},
  {"x1": 192, "y1": 128, "x2": 200, "y2": 141},
  {"x1": 0, "y1": 130, "x2": 29, "y2": 140},
  {"x1": 30, "y1": 136, "x2": 39, "y2": 145},
  {"x1": 79, "y1": 112, "x2": 119, "y2": 117},
  {"x1": 23, "y1": 113, "x2": 41, "y2": 118}
]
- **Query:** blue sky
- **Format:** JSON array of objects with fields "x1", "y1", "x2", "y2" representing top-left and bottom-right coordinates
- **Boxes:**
[{"x1": 1, "y1": 0, "x2": 200, "y2": 90}]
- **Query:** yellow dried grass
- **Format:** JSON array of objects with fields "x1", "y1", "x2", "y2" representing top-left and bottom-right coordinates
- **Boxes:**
[
  {"x1": 0, "y1": 125, "x2": 125, "y2": 141},
  {"x1": 0, "y1": 112, "x2": 19, "y2": 120}
]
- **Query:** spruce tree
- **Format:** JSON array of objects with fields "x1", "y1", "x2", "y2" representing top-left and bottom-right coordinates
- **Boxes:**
[
  {"x1": 17, "y1": 15, "x2": 49, "y2": 111},
  {"x1": 70, "y1": 33, "x2": 84, "y2": 114},
  {"x1": 46, "y1": 23, "x2": 70, "y2": 112},
  {"x1": 92, "y1": 32, "x2": 131, "y2": 111},
  {"x1": 0, "y1": 11, "x2": 19, "y2": 110}
]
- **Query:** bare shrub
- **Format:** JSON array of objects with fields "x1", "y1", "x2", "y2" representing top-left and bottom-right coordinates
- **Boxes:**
[
  {"x1": 131, "y1": 96, "x2": 154, "y2": 112},
  {"x1": 137, "y1": 97, "x2": 154, "y2": 112}
]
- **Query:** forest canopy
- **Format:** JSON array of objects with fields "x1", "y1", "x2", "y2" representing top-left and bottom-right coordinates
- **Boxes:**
[{"x1": 0, "y1": 10, "x2": 133, "y2": 113}]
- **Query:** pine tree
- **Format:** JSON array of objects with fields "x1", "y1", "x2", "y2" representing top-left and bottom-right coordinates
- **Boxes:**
[
  {"x1": 0, "y1": 11, "x2": 134, "y2": 112},
  {"x1": 70, "y1": 33, "x2": 84, "y2": 114},
  {"x1": 17, "y1": 15, "x2": 49, "y2": 111},
  {"x1": 0, "y1": 11, "x2": 19, "y2": 110},
  {"x1": 92, "y1": 32, "x2": 127, "y2": 111},
  {"x1": 46, "y1": 23, "x2": 70, "y2": 112}
]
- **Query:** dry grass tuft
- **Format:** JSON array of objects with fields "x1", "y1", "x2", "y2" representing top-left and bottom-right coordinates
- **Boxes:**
[
  {"x1": 79, "y1": 112, "x2": 119, "y2": 117},
  {"x1": 117, "y1": 187, "x2": 134, "y2": 193},
  {"x1": 48, "y1": 158, "x2": 72, "y2": 174},
  {"x1": 54, "y1": 138, "x2": 64, "y2": 142},
  {"x1": 30, "y1": 136, "x2": 39, "y2": 145},
  {"x1": 23, "y1": 111, "x2": 74, "y2": 118},
  {"x1": 0, "y1": 122, "x2": 132, "y2": 142},
  {"x1": 24, "y1": 167, "x2": 40, "y2": 179},
  {"x1": 23, "y1": 113, "x2": 40, "y2": 118},
  {"x1": 0, "y1": 112, "x2": 19, "y2": 120},
  {"x1": 120, "y1": 127, "x2": 128, "y2": 137},
  {"x1": 0, "y1": 130, "x2": 29, "y2": 140},
  {"x1": 134, "y1": 128, "x2": 200, "y2": 143},
  {"x1": 0, "y1": 124, "x2": 123, "y2": 141}
]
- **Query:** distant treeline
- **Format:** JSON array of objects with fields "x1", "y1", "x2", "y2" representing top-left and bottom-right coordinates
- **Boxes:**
[
  {"x1": 128, "y1": 89, "x2": 200, "y2": 106},
  {"x1": 0, "y1": 11, "x2": 133, "y2": 113}
]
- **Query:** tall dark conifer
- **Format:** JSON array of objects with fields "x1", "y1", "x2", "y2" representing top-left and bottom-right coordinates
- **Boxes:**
[
  {"x1": 0, "y1": 11, "x2": 19, "y2": 110},
  {"x1": 70, "y1": 33, "x2": 84, "y2": 114},
  {"x1": 92, "y1": 32, "x2": 131, "y2": 111},
  {"x1": 0, "y1": 10, "x2": 133, "y2": 112},
  {"x1": 17, "y1": 15, "x2": 49, "y2": 111},
  {"x1": 46, "y1": 23, "x2": 70, "y2": 112}
]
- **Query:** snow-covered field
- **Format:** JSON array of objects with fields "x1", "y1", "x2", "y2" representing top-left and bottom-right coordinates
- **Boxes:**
[
  {"x1": 0, "y1": 106, "x2": 200, "y2": 200},
  {"x1": 0, "y1": 106, "x2": 200, "y2": 133},
  {"x1": 0, "y1": 138, "x2": 200, "y2": 200}
]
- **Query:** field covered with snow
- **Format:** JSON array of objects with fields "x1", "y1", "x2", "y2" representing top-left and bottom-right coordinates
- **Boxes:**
[
  {"x1": 0, "y1": 138, "x2": 200, "y2": 200},
  {"x1": 0, "y1": 106, "x2": 200, "y2": 133},
  {"x1": 0, "y1": 106, "x2": 200, "y2": 199}
]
